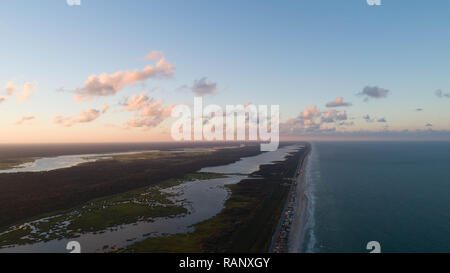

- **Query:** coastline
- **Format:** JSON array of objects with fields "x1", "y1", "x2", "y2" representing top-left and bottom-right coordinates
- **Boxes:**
[
  {"x1": 288, "y1": 145, "x2": 311, "y2": 253},
  {"x1": 270, "y1": 143, "x2": 311, "y2": 253}
]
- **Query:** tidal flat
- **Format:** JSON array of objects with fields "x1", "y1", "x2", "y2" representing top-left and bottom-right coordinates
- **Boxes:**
[
  {"x1": 0, "y1": 144, "x2": 261, "y2": 229},
  {"x1": 0, "y1": 172, "x2": 225, "y2": 251}
]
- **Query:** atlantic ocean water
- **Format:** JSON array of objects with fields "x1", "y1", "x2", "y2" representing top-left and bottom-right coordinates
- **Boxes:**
[{"x1": 301, "y1": 141, "x2": 450, "y2": 253}]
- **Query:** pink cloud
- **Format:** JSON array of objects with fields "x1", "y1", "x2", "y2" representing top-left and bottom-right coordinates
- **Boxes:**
[
  {"x1": 14, "y1": 115, "x2": 35, "y2": 125},
  {"x1": 4, "y1": 81, "x2": 20, "y2": 96},
  {"x1": 123, "y1": 93, "x2": 150, "y2": 111},
  {"x1": 322, "y1": 109, "x2": 348, "y2": 123},
  {"x1": 101, "y1": 103, "x2": 110, "y2": 114},
  {"x1": 301, "y1": 105, "x2": 321, "y2": 120},
  {"x1": 326, "y1": 97, "x2": 352, "y2": 107},
  {"x1": 322, "y1": 109, "x2": 337, "y2": 123},
  {"x1": 1, "y1": 81, "x2": 36, "y2": 104},
  {"x1": 74, "y1": 52, "x2": 175, "y2": 101},
  {"x1": 126, "y1": 117, "x2": 165, "y2": 128},
  {"x1": 122, "y1": 93, "x2": 174, "y2": 128},
  {"x1": 54, "y1": 109, "x2": 101, "y2": 127},
  {"x1": 144, "y1": 50, "x2": 164, "y2": 60},
  {"x1": 280, "y1": 105, "x2": 353, "y2": 137},
  {"x1": 337, "y1": 110, "x2": 347, "y2": 120},
  {"x1": 16, "y1": 82, "x2": 36, "y2": 104}
]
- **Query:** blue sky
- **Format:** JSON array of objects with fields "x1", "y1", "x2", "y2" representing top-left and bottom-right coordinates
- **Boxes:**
[{"x1": 1, "y1": 0, "x2": 450, "y2": 142}]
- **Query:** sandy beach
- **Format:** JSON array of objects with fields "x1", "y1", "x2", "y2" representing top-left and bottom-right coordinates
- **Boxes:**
[
  {"x1": 287, "y1": 145, "x2": 311, "y2": 253},
  {"x1": 270, "y1": 144, "x2": 311, "y2": 253}
]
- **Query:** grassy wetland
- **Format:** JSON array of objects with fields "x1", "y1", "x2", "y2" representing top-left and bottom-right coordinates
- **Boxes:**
[
  {"x1": 0, "y1": 143, "x2": 306, "y2": 252},
  {"x1": 0, "y1": 145, "x2": 261, "y2": 229},
  {"x1": 0, "y1": 172, "x2": 225, "y2": 248},
  {"x1": 124, "y1": 148, "x2": 305, "y2": 253},
  {"x1": 0, "y1": 158, "x2": 36, "y2": 170}
]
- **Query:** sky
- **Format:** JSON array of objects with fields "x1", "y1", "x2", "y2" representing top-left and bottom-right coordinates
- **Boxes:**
[{"x1": 1, "y1": 0, "x2": 450, "y2": 143}]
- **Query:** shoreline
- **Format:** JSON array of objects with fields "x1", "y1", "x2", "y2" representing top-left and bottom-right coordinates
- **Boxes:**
[
  {"x1": 270, "y1": 143, "x2": 311, "y2": 253},
  {"x1": 288, "y1": 145, "x2": 311, "y2": 253}
]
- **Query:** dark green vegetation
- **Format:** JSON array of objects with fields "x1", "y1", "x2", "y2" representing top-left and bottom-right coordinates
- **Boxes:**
[
  {"x1": 0, "y1": 158, "x2": 35, "y2": 170},
  {"x1": 125, "y1": 146, "x2": 307, "y2": 253},
  {"x1": 0, "y1": 142, "x2": 247, "y2": 162},
  {"x1": 0, "y1": 172, "x2": 225, "y2": 247},
  {"x1": 0, "y1": 145, "x2": 261, "y2": 230}
]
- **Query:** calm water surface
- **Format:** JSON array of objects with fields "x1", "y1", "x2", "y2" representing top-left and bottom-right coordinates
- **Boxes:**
[{"x1": 300, "y1": 142, "x2": 450, "y2": 253}]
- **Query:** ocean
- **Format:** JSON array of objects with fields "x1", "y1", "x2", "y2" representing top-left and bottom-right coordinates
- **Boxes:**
[{"x1": 301, "y1": 141, "x2": 450, "y2": 253}]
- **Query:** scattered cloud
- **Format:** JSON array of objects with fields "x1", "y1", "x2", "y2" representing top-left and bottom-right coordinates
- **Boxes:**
[
  {"x1": 301, "y1": 105, "x2": 321, "y2": 120},
  {"x1": 339, "y1": 121, "x2": 354, "y2": 127},
  {"x1": 358, "y1": 86, "x2": 389, "y2": 101},
  {"x1": 363, "y1": 115, "x2": 387, "y2": 123},
  {"x1": 126, "y1": 117, "x2": 166, "y2": 128},
  {"x1": 14, "y1": 115, "x2": 35, "y2": 125},
  {"x1": 281, "y1": 126, "x2": 450, "y2": 140},
  {"x1": 122, "y1": 93, "x2": 174, "y2": 128},
  {"x1": 16, "y1": 82, "x2": 36, "y2": 104},
  {"x1": 321, "y1": 110, "x2": 336, "y2": 123},
  {"x1": 4, "y1": 81, "x2": 20, "y2": 96},
  {"x1": 280, "y1": 105, "x2": 352, "y2": 137},
  {"x1": 74, "y1": 52, "x2": 175, "y2": 101},
  {"x1": 425, "y1": 123, "x2": 433, "y2": 127},
  {"x1": 191, "y1": 77, "x2": 217, "y2": 96},
  {"x1": 435, "y1": 89, "x2": 450, "y2": 98},
  {"x1": 101, "y1": 103, "x2": 110, "y2": 114},
  {"x1": 415, "y1": 108, "x2": 423, "y2": 112},
  {"x1": 337, "y1": 110, "x2": 347, "y2": 121},
  {"x1": 144, "y1": 50, "x2": 164, "y2": 61},
  {"x1": 363, "y1": 114, "x2": 374, "y2": 122},
  {"x1": 322, "y1": 110, "x2": 348, "y2": 123},
  {"x1": 54, "y1": 109, "x2": 102, "y2": 127},
  {"x1": 55, "y1": 87, "x2": 75, "y2": 93},
  {"x1": 176, "y1": 77, "x2": 218, "y2": 96},
  {"x1": 1, "y1": 81, "x2": 36, "y2": 104},
  {"x1": 326, "y1": 97, "x2": 352, "y2": 107},
  {"x1": 122, "y1": 93, "x2": 150, "y2": 111}
]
